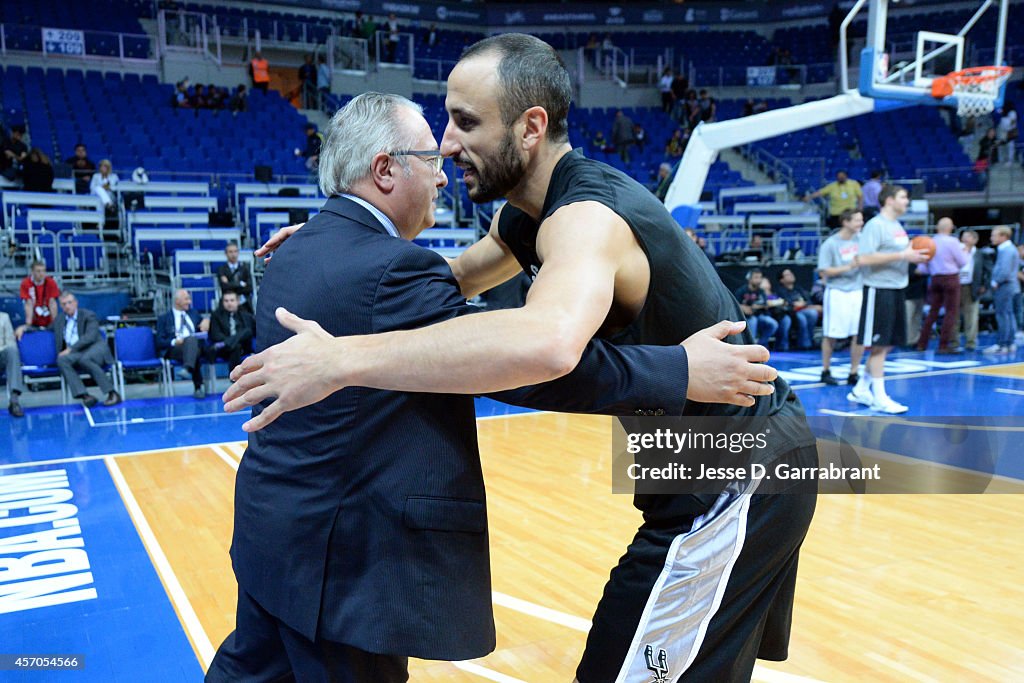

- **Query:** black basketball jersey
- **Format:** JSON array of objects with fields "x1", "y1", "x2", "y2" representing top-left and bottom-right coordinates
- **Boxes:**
[{"x1": 497, "y1": 150, "x2": 816, "y2": 518}]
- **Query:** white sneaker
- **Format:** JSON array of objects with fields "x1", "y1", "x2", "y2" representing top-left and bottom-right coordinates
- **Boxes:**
[
  {"x1": 847, "y1": 386, "x2": 874, "y2": 407},
  {"x1": 871, "y1": 396, "x2": 909, "y2": 414},
  {"x1": 982, "y1": 344, "x2": 1004, "y2": 355}
]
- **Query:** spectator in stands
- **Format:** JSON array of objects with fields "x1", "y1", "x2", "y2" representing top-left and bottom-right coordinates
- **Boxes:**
[
  {"x1": 744, "y1": 234, "x2": 766, "y2": 262},
  {"x1": 684, "y1": 90, "x2": 701, "y2": 130},
  {"x1": 156, "y1": 288, "x2": 210, "y2": 398},
  {"x1": 653, "y1": 161, "x2": 673, "y2": 200},
  {"x1": 207, "y1": 84, "x2": 225, "y2": 110},
  {"x1": 611, "y1": 110, "x2": 634, "y2": 164},
  {"x1": 229, "y1": 84, "x2": 248, "y2": 114},
  {"x1": 250, "y1": 51, "x2": 270, "y2": 94},
  {"x1": 743, "y1": 99, "x2": 755, "y2": 117},
  {"x1": 90, "y1": 159, "x2": 119, "y2": 211},
  {"x1": 977, "y1": 126, "x2": 1000, "y2": 164},
  {"x1": 425, "y1": 24, "x2": 438, "y2": 48},
  {"x1": 299, "y1": 54, "x2": 317, "y2": 109},
  {"x1": 1, "y1": 125, "x2": 28, "y2": 182},
  {"x1": 53, "y1": 290, "x2": 121, "y2": 408},
  {"x1": 18, "y1": 260, "x2": 59, "y2": 337},
  {"x1": 665, "y1": 128, "x2": 687, "y2": 159},
  {"x1": 817, "y1": 208, "x2": 865, "y2": 385},
  {"x1": 591, "y1": 130, "x2": 610, "y2": 153},
  {"x1": 0, "y1": 311, "x2": 26, "y2": 417},
  {"x1": 173, "y1": 80, "x2": 190, "y2": 108},
  {"x1": 296, "y1": 123, "x2": 324, "y2": 172},
  {"x1": 191, "y1": 84, "x2": 209, "y2": 109},
  {"x1": 698, "y1": 89, "x2": 717, "y2": 123},
  {"x1": 586, "y1": 33, "x2": 600, "y2": 50},
  {"x1": 361, "y1": 15, "x2": 378, "y2": 43},
  {"x1": 71, "y1": 143, "x2": 96, "y2": 192},
  {"x1": 22, "y1": 148, "x2": 55, "y2": 193},
  {"x1": 753, "y1": 100, "x2": 769, "y2": 115},
  {"x1": 218, "y1": 241, "x2": 253, "y2": 312},
  {"x1": 803, "y1": 169, "x2": 863, "y2": 229},
  {"x1": 996, "y1": 102, "x2": 1017, "y2": 164},
  {"x1": 659, "y1": 68, "x2": 674, "y2": 113},
  {"x1": 206, "y1": 291, "x2": 255, "y2": 374},
  {"x1": 861, "y1": 169, "x2": 883, "y2": 221},
  {"x1": 915, "y1": 217, "x2": 968, "y2": 353},
  {"x1": 734, "y1": 269, "x2": 779, "y2": 346},
  {"x1": 351, "y1": 11, "x2": 366, "y2": 38},
  {"x1": 776, "y1": 269, "x2": 821, "y2": 351},
  {"x1": 317, "y1": 55, "x2": 331, "y2": 109},
  {"x1": 632, "y1": 123, "x2": 646, "y2": 152},
  {"x1": 984, "y1": 225, "x2": 1020, "y2": 354},
  {"x1": 386, "y1": 14, "x2": 400, "y2": 63},
  {"x1": 670, "y1": 72, "x2": 689, "y2": 122},
  {"x1": 958, "y1": 229, "x2": 987, "y2": 352}
]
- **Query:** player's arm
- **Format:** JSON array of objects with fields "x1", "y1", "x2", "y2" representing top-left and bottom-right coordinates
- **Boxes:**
[
  {"x1": 854, "y1": 248, "x2": 928, "y2": 266},
  {"x1": 22, "y1": 297, "x2": 33, "y2": 327},
  {"x1": 447, "y1": 203, "x2": 524, "y2": 299}
]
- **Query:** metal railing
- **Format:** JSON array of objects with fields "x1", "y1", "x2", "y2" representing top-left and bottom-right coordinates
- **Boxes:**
[
  {"x1": 374, "y1": 31, "x2": 414, "y2": 70},
  {"x1": 158, "y1": 11, "x2": 221, "y2": 64},
  {"x1": 330, "y1": 34, "x2": 369, "y2": 72},
  {"x1": 689, "y1": 62, "x2": 834, "y2": 88},
  {"x1": 742, "y1": 145, "x2": 797, "y2": 195},
  {"x1": 0, "y1": 24, "x2": 156, "y2": 62}
]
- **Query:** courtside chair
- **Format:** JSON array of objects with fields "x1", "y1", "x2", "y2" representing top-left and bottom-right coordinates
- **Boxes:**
[
  {"x1": 114, "y1": 326, "x2": 169, "y2": 397},
  {"x1": 17, "y1": 330, "x2": 68, "y2": 403}
]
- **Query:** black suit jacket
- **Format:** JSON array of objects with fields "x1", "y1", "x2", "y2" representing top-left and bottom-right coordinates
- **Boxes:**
[
  {"x1": 233, "y1": 196, "x2": 689, "y2": 660},
  {"x1": 970, "y1": 247, "x2": 992, "y2": 298},
  {"x1": 209, "y1": 307, "x2": 254, "y2": 348},
  {"x1": 217, "y1": 262, "x2": 253, "y2": 299},
  {"x1": 51, "y1": 307, "x2": 111, "y2": 362},
  {"x1": 155, "y1": 308, "x2": 203, "y2": 355}
]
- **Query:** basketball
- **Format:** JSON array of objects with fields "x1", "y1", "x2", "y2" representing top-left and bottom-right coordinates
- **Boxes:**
[{"x1": 911, "y1": 235, "x2": 936, "y2": 260}]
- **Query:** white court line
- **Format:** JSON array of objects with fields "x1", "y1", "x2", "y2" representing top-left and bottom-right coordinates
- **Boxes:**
[
  {"x1": 492, "y1": 592, "x2": 826, "y2": 683},
  {"x1": 477, "y1": 410, "x2": 549, "y2": 421},
  {"x1": 88, "y1": 409, "x2": 250, "y2": 428},
  {"x1": 864, "y1": 652, "x2": 941, "y2": 683},
  {"x1": 453, "y1": 661, "x2": 528, "y2": 683},
  {"x1": 211, "y1": 444, "x2": 239, "y2": 471},
  {"x1": 225, "y1": 442, "x2": 247, "y2": 459},
  {"x1": 995, "y1": 387, "x2": 1024, "y2": 396},
  {"x1": 82, "y1": 404, "x2": 95, "y2": 427},
  {"x1": 791, "y1": 359, "x2": 1024, "y2": 391},
  {"x1": 105, "y1": 456, "x2": 216, "y2": 668},
  {"x1": 492, "y1": 591, "x2": 592, "y2": 632},
  {"x1": 0, "y1": 439, "x2": 250, "y2": 471},
  {"x1": 818, "y1": 408, "x2": 862, "y2": 416}
]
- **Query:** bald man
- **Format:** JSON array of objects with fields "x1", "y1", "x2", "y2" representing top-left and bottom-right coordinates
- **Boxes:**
[{"x1": 915, "y1": 217, "x2": 968, "y2": 353}]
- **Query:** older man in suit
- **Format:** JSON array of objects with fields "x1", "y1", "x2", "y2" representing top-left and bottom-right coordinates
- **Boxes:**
[
  {"x1": 156, "y1": 289, "x2": 209, "y2": 398},
  {"x1": 206, "y1": 92, "x2": 773, "y2": 682},
  {"x1": 52, "y1": 291, "x2": 120, "y2": 407}
]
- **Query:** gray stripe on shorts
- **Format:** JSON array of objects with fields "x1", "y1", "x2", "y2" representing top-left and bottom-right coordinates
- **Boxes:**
[{"x1": 613, "y1": 478, "x2": 759, "y2": 683}]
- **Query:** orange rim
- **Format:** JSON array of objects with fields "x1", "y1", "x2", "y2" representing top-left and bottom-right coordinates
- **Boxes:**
[{"x1": 946, "y1": 65, "x2": 1012, "y2": 86}]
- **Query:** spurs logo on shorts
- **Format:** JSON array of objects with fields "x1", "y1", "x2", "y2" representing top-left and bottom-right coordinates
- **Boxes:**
[{"x1": 644, "y1": 644, "x2": 669, "y2": 683}]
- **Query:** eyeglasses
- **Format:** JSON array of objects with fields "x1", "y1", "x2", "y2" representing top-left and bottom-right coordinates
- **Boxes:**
[{"x1": 390, "y1": 150, "x2": 444, "y2": 174}]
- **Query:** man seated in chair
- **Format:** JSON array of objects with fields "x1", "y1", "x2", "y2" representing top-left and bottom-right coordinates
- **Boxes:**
[
  {"x1": 156, "y1": 289, "x2": 210, "y2": 399},
  {"x1": 1, "y1": 311, "x2": 27, "y2": 417},
  {"x1": 206, "y1": 291, "x2": 255, "y2": 375},
  {"x1": 52, "y1": 291, "x2": 121, "y2": 408}
]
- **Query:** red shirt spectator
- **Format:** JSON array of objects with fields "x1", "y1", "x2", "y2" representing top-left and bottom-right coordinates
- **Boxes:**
[{"x1": 20, "y1": 262, "x2": 60, "y2": 328}]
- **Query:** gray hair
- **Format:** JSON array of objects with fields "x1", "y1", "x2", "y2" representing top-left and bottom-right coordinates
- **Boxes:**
[{"x1": 319, "y1": 92, "x2": 424, "y2": 197}]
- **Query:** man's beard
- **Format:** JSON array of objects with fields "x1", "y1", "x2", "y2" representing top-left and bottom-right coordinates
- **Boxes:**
[{"x1": 465, "y1": 130, "x2": 526, "y2": 204}]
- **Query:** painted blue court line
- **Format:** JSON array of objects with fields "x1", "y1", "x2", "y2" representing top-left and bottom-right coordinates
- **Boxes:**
[{"x1": 0, "y1": 460, "x2": 204, "y2": 682}]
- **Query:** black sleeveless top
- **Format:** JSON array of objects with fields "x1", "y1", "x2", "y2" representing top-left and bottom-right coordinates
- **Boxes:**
[{"x1": 498, "y1": 150, "x2": 815, "y2": 516}]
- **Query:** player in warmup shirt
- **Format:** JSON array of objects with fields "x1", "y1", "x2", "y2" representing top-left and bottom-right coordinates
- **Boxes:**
[
  {"x1": 847, "y1": 185, "x2": 929, "y2": 413},
  {"x1": 817, "y1": 208, "x2": 865, "y2": 386},
  {"x1": 18, "y1": 260, "x2": 60, "y2": 335},
  {"x1": 230, "y1": 33, "x2": 819, "y2": 683}
]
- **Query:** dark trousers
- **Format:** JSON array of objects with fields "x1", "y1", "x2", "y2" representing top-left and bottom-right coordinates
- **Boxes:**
[
  {"x1": 206, "y1": 588, "x2": 409, "y2": 683},
  {"x1": 164, "y1": 336, "x2": 204, "y2": 389},
  {"x1": 205, "y1": 342, "x2": 248, "y2": 373},
  {"x1": 917, "y1": 273, "x2": 961, "y2": 349},
  {"x1": 57, "y1": 344, "x2": 113, "y2": 397}
]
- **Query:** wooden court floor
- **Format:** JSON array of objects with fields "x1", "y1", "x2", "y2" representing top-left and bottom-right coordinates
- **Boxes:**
[{"x1": 112, "y1": 413, "x2": 1024, "y2": 682}]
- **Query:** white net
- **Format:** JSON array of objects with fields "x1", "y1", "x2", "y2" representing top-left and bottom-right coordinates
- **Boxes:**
[{"x1": 952, "y1": 67, "x2": 1012, "y2": 118}]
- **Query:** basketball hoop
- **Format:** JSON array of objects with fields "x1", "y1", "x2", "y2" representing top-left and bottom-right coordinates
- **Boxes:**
[{"x1": 931, "y1": 66, "x2": 1013, "y2": 118}]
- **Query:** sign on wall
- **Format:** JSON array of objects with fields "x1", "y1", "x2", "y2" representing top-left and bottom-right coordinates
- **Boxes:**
[{"x1": 42, "y1": 28, "x2": 85, "y2": 56}]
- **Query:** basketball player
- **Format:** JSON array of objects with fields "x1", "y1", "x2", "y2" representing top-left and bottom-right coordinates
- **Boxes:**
[
  {"x1": 847, "y1": 185, "x2": 930, "y2": 413},
  {"x1": 229, "y1": 34, "x2": 818, "y2": 682},
  {"x1": 817, "y1": 208, "x2": 865, "y2": 386}
]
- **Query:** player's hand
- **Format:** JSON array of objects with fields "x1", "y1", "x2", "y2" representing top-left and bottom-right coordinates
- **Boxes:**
[
  {"x1": 224, "y1": 307, "x2": 340, "y2": 432},
  {"x1": 14, "y1": 325, "x2": 26, "y2": 341},
  {"x1": 254, "y1": 223, "x2": 304, "y2": 262},
  {"x1": 681, "y1": 320, "x2": 777, "y2": 408},
  {"x1": 904, "y1": 247, "x2": 931, "y2": 264}
]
